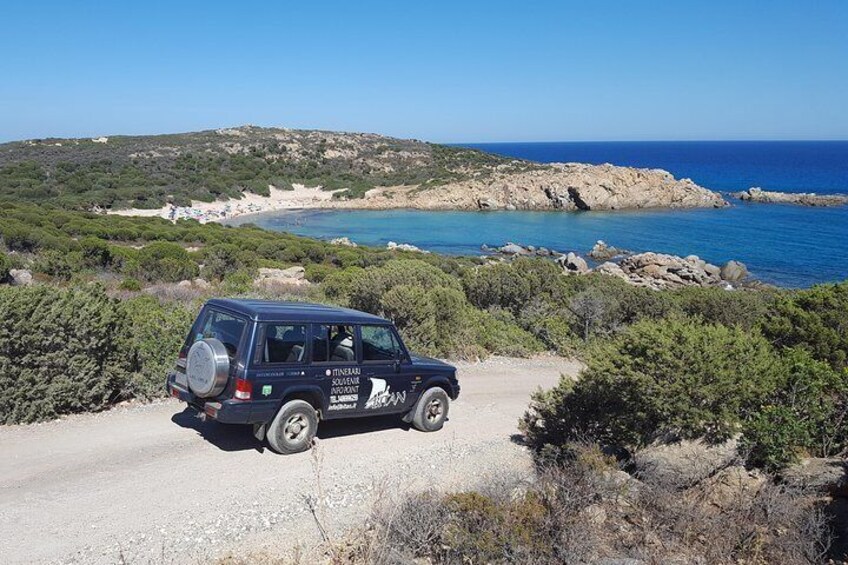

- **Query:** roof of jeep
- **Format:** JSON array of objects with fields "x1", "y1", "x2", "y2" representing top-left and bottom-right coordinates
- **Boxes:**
[{"x1": 205, "y1": 299, "x2": 390, "y2": 324}]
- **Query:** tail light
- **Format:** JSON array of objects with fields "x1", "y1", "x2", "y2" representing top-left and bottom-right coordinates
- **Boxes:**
[{"x1": 234, "y1": 378, "x2": 252, "y2": 401}]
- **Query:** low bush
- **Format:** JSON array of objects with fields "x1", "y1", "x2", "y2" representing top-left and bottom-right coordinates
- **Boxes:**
[
  {"x1": 359, "y1": 443, "x2": 829, "y2": 564},
  {"x1": 743, "y1": 347, "x2": 848, "y2": 470},
  {"x1": 522, "y1": 317, "x2": 784, "y2": 451},
  {"x1": 0, "y1": 285, "x2": 132, "y2": 424},
  {"x1": 762, "y1": 281, "x2": 848, "y2": 371},
  {"x1": 0, "y1": 252, "x2": 10, "y2": 282},
  {"x1": 122, "y1": 295, "x2": 196, "y2": 399}
]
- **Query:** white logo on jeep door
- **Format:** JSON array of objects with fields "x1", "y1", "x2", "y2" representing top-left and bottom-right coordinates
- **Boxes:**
[{"x1": 364, "y1": 378, "x2": 407, "y2": 409}]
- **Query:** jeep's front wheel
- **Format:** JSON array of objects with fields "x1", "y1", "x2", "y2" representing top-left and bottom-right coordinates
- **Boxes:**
[
  {"x1": 412, "y1": 387, "x2": 450, "y2": 432},
  {"x1": 267, "y1": 400, "x2": 318, "y2": 454}
]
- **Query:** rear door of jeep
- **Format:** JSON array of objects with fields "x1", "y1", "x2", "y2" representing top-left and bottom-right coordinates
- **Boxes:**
[
  {"x1": 309, "y1": 323, "x2": 364, "y2": 418},
  {"x1": 175, "y1": 305, "x2": 250, "y2": 402}
]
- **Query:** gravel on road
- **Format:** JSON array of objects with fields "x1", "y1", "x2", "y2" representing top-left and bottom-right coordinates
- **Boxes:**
[{"x1": 0, "y1": 356, "x2": 580, "y2": 564}]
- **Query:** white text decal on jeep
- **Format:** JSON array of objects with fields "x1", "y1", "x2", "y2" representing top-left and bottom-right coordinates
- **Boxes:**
[
  {"x1": 328, "y1": 375, "x2": 360, "y2": 411},
  {"x1": 325, "y1": 367, "x2": 361, "y2": 377}
]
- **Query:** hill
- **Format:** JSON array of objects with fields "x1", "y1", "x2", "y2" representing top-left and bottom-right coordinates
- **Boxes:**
[{"x1": 0, "y1": 125, "x2": 726, "y2": 212}]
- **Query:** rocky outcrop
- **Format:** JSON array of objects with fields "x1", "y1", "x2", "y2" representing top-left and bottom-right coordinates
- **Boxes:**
[
  {"x1": 387, "y1": 241, "x2": 428, "y2": 253},
  {"x1": 589, "y1": 240, "x2": 630, "y2": 261},
  {"x1": 329, "y1": 237, "x2": 357, "y2": 247},
  {"x1": 614, "y1": 253, "x2": 736, "y2": 289},
  {"x1": 558, "y1": 252, "x2": 589, "y2": 274},
  {"x1": 254, "y1": 266, "x2": 310, "y2": 288},
  {"x1": 780, "y1": 458, "x2": 848, "y2": 497},
  {"x1": 633, "y1": 437, "x2": 741, "y2": 489},
  {"x1": 735, "y1": 187, "x2": 848, "y2": 207},
  {"x1": 335, "y1": 163, "x2": 728, "y2": 212},
  {"x1": 9, "y1": 269, "x2": 33, "y2": 286},
  {"x1": 720, "y1": 260, "x2": 748, "y2": 282}
]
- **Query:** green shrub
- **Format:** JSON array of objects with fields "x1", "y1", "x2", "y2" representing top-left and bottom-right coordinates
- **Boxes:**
[
  {"x1": 219, "y1": 270, "x2": 254, "y2": 294},
  {"x1": 462, "y1": 258, "x2": 561, "y2": 315},
  {"x1": 135, "y1": 242, "x2": 198, "y2": 282},
  {"x1": 0, "y1": 285, "x2": 132, "y2": 424},
  {"x1": 762, "y1": 282, "x2": 848, "y2": 370},
  {"x1": 522, "y1": 317, "x2": 784, "y2": 450},
  {"x1": 122, "y1": 295, "x2": 195, "y2": 399},
  {"x1": 743, "y1": 348, "x2": 848, "y2": 470},
  {"x1": 673, "y1": 286, "x2": 776, "y2": 330},
  {"x1": 202, "y1": 243, "x2": 257, "y2": 281},
  {"x1": 118, "y1": 278, "x2": 142, "y2": 291},
  {"x1": 0, "y1": 252, "x2": 10, "y2": 282},
  {"x1": 79, "y1": 236, "x2": 113, "y2": 268},
  {"x1": 33, "y1": 249, "x2": 83, "y2": 280},
  {"x1": 347, "y1": 259, "x2": 461, "y2": 313}
]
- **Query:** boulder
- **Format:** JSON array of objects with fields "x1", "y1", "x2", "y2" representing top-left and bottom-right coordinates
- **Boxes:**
[
  {"x1": 329, "y1": 237, "x2": 357, "y2": 247},
  {"x1": 477, "y1": 197, "x2": 497, "y2": 210},
  {"x1": 9, "y1": 269, "x2": 33, "y2": 286},
  {"x1": 254, "y1": 266, "x2": 309, "y2": 287},
  {"x1": 177, "y1": 280, "x2": 192, "y2": 288},
  {"x1": 387, "y1": 241, "x2": 427, "y2": 253},
  {"x1": 633, "y1": 436, "x2": 740, "y2": 489},
  {"x1": 696, "y1": 465, "x2": 767, "y2": 510},
  {"x1": 498, "y1": 242, "x2": 529, "y2": 255},
  {"x1": 589, "y1": 240, "x2": 629, "y2": 261},
  {"x1": 780, "y1": 457, "x2": 847, "y2": 497},
  {"x1": 593, "y1": 261, "x2": 629, "y2": 280},
  {"x1": 618, "y1": 252, "x2": 724, "y2": 289},
  {"x1": 558, "y1": 252, "x2": 589, "y2": 274},
  {"x1": 720, "y1": 260, "x2": 748, "y2": 282},
  {"x1": 192, "y1": 278, "x2": 211, "y2": 290}
]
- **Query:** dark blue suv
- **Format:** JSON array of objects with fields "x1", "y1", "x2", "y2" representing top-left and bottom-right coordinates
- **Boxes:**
[{"x1": 166, "y1": 299, "x2": 460, "y2": 454}]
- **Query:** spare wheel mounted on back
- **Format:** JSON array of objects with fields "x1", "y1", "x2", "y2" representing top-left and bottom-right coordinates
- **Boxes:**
[{"x1": 186, "y1": 338, "x2": 230, "y2": 397}]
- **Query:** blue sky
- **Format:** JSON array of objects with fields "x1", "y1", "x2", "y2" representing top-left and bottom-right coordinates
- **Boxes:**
[{"x1": 1, "y1": 1, "x2": 846, "y2": 143}]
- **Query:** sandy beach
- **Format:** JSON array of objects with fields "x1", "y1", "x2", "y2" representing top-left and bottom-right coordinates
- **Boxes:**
[{"x1": 108, "y1": 183, "x2": 347, "y2": 223}]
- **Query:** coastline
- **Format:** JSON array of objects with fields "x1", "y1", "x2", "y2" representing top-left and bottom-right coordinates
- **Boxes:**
[{"x1": 108, "y1": 183, "x2": 348, "y2": 223}]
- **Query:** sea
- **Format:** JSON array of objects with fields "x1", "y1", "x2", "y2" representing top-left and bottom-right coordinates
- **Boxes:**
[{"x1": 232, "y1": 141, "x2": 848, "y2": 288}]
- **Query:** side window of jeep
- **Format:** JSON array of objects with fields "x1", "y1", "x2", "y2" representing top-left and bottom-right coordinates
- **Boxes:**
[
  {"x1": 312, "y1": 324, "x2": 356, "y2": 363},
  {"x1": 361, "y1": 325, "x2": 402, "y2": 362},
  {"x1": 260, "y1": 324, "x2": 307, "y2": 364}
]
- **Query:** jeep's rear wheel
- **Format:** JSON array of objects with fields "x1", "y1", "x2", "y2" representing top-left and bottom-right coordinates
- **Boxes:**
[
  {"x1": 412, "y1": 387, "x2": 450, "y2": 432},
  {"x1": 267, "y1": 400, "x2": 318, "y2": 454}
]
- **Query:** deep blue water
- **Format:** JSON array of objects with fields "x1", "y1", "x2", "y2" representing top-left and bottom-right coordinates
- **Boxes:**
[{"x1": 233, "y1": 142, "x2": 848, "y2": 288}]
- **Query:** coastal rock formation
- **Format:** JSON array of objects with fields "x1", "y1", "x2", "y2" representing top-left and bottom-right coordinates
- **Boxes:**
[
  {"x1": 329, "y1": 237, "x2": 357, "y2": 247},
  {"x1": 558, "y1": 252, "x2": 589, "y2": 274},
  {"x1": 342, "y1": 163, "x2": 728, "y2": 212},
  {"x1": 387, "y1": 241, "x2": 428, "y2": 253},
  {"x1": 720, "y1": 260, "x2": 748, "y2": 282},
  {"x1": 1, "y1": 125, "x2": 728, "y2": 215},
  {"x1": 614, "y1": 252, "x2": 733, "y2": 289},
  {"x1": 734, "y1": 187, "x2": 848, "y2": 207},
  {"x1": 588, "y1": 240, "x2": 630, "y2": 261}
]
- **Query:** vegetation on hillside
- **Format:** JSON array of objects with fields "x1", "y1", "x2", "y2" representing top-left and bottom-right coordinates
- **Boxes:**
[{"x1": 0, "y1": 127, "x2": 532, "y2": 209}]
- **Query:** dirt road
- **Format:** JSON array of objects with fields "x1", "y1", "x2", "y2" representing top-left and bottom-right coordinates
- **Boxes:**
[{"x1": 0, "y1": 356, "x2": 578, "y2": 564}]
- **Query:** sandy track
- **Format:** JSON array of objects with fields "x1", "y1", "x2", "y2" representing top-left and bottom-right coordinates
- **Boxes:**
[{"x1": 0, "y1": 356, "x2": 579, "y2": 564}]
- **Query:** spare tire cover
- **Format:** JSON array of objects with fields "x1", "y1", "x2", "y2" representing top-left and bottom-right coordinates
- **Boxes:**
[{"x1": 186, "y1": 338, "x2": 230, "y2": 397}]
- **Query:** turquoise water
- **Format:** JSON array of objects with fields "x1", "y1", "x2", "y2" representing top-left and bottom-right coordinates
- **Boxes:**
[{"x1": 232, "y1": 142, "x2": 848, "y2": 288}]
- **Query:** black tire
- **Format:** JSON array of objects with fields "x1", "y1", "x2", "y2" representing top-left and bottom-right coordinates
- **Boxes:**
[
  {"x1": 267, "y1": 400, "x2": 318, "y2": 454},
  {"x1": 412, "y1": 387, "x2": 450, "y2": 432}
]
